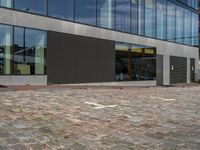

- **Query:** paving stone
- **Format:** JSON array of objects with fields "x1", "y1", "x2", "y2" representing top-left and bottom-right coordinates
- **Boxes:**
[
  {"x1": 8, "y1": 144, "x2": 29, "y2": 150},
  {"x1": 0, "y1": 85, "x2": 200, "y2": 149}
]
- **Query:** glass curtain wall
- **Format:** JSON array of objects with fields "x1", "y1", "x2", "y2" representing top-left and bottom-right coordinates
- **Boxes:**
[
  {"x1": 167, "y1": 1, "x2": 176, "y2": 42},
  {"x1": 176, "y1": 6, "x2": 184, "y2": 44},
  {"x1": 97, "y1": 0, "x2": 115, "y2": 29},
  {"x1": 116, "y1": 0, "x2": 131, "y2": 32},
  {"x1": 184, "y1": 9, "x2": 192, "y2": 45},
  {"x1": 131, "y1": 0, "x2": 138, "y2": 34},
  {"x1": 138, "y1": 0, "x2": 145, "y2": 35},
  {"x1": 0, "y1": 0, "x2": 12, "y2": 7},
  {"x1": 145, "y1": 0, "x2": 156, "y2": 37},
  {"x1": 48, "y1": 0, "x2": 74, "y2": 21},
  {"x1": 0, "y1": 0, "x2": 199, "y2": 47},
  {"x1": 14, "y1": 0, "x2": 47, "y2": 15},
  {"x1": 75, "y1": 0, "x2": 96, "y2": 26},
  {"x1": 13, "y1": 27, "x2": 46, "y2": 75},
  {"x1": 157, "y1": 0, "x2": 167, "y2": 40},
  {"x1": 191, "y1": 13, "x2": 199, "y2": 46},
  {"x1": 0, "y1": 24, "x2": 12, "y2": 75}
]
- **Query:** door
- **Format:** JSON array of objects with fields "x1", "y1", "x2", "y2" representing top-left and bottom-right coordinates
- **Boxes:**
[
  {"x1": 170, "y1": 56, "x2": 187, "y2": 84},
  {"x1": 190, "y1": 58, "x2": 195, "y2": 82}
]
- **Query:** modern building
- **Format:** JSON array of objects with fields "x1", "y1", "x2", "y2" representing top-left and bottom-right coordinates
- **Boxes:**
[{"x1": 0, "y1": 0, "x2": 199, "y2": 85}]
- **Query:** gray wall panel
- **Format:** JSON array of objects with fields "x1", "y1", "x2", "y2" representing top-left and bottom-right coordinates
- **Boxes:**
[
  {"x1": 156, "y1": 55, "x2": 163, "y2": 85},
  {"x1": 47, "y1": 31, "x2": 115, "y2": 84}
]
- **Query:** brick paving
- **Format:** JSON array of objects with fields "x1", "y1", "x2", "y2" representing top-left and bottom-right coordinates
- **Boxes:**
[{"x1": 0, "y1": 85, "x2": 200, "y2": 150}]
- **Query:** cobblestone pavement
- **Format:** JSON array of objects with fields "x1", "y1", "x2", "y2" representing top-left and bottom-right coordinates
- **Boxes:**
[{"x1": 0, "y1": 85, "x2": 200, "y2": 150}]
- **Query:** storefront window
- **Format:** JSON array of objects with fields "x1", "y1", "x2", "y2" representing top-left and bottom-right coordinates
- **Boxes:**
[{"x1": 115, "y1": 42, "x2": 156, "y2": 81}]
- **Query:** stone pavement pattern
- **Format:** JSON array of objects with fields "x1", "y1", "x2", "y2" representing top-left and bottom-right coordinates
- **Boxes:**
[{"x1": 0, "y1": 86, "x2": 200, "y2": 150}]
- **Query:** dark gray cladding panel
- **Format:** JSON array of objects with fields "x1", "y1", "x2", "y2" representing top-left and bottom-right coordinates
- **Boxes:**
[
  {"x1": 156, "y1": 55, "x2": 163, "y2": 85},
  {"x1": 47, "y1": 31, "x2": 115, "y2": 84},
  {"x1": 170, "y1": 56, "x2": 187, "y2": 84}
]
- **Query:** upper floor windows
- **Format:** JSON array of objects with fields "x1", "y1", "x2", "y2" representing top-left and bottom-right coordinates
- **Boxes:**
[
  {"x1": 75, "y1": 0, "x2": 96, "y2": 26},
  {"x1": 0, "y1": 0, "x2": 12, "y2": 8},
  {"x1": 14, "y1": 0, "x2": 47, "y2": 15},
  {"x1": 48, "y1": 0, "x2": 74, "y2": 21},
  {"x1": 0, "y1": 0, "x2": 199, "y2": 47}
]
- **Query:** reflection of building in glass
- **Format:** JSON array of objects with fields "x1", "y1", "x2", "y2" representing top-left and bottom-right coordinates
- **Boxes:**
[{"x1": 0, "y1": 0, "x2": 199, "y2": 85}]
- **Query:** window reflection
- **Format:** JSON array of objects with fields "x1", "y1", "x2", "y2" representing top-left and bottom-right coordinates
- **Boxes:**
[
  {"x1": 0, "y1": 24, "x2": 12, "y2": 75},
  {"x1": 0, "y1": 0, "x2": 12, "y2": 7},
  {"x1": 167, "y1": 2, "x2": 176, "y2": 42},
  {"x1": 97, "y1": 0, "x2": 115, "y2": 29},
  {"x1": 75, "y1": 0, "x2": 96, "y2": 26},
  {"x1": 145, "y1": 0, "x2": 156, "y2": 37},
  {"x1": 48, "y1": 0, "x2": 74, "y2": 21},
  {"x1": 14, "y1": 27, "x2": 46, "y2": 75},
  {"x1": 157, "y1": 0, "x2": 166, "y2": 40},
  {"x1": 116, "y1": 0, "x2": 131, "y2": 32},
  {"x1": 176, "y1": 6, "x2": 184, "y2": 44},
  {"x1": 14, "y1": 0, "x2": 46, "y2": 15}
]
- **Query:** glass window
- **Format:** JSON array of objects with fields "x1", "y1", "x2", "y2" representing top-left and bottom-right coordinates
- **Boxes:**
[
  {"x1": 138, "y1": 0, "x2": 145, "y2": 35},
  {"x1": 14, "y1": 0, "x2": 47, "y2": 15},
  {"x1": 115, "y1": 42, "x2": 156, "y2": 81},
  {"x1": 48, "y1": 0, "x2": 74, "y2": 21},
  {"x1": 97, "y1": 0, "x2": 115, "y2": 29},
  {"x1": 167, "y1": 1, "x2": 176, "y2": 42},
  {"x1": 191, "y1": 13, "x2": 199, "y2": 46},
  {"x1": 184, "y1": 9, "x2": 192, "y2": 45},
  {"x1": 0, "y1": 24, "x2": 12, "y2": 75},
  {"x1": 157, "y1": 0, "x2": 166, "y2": 40},
  {"x1": 116, "y1": 0, "x2": 131, "y2": 32},
  {"x1": 14, "y1": 27, "x2": 25, "y2": 75},
  {"x1": 25, "y1": 29, "x2": 46, "y2": 75},
  {"x1": 0, "y1": 0, "x2": 12, "y2": 7},
  {"x1": 14, "y1": 27, "x2": 46, "y2": 75},
  {"x1": 131, "y1": 0, "x2": 138, "y2": 34},
  {"x1": 176, "y1": 6, "x2": 184, "y2": 44},
  {"x1": 145, "y1": 0, "x2": 156, "y2": 37},
  {"x1": 115, "y1": 42, "x2": 131, "y2": 81},
  {"x1": 75, "y1": 0, "x2": 97, "y2": 26}
]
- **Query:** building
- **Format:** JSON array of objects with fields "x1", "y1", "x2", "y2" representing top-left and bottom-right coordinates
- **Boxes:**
[{"x1": 0, "y1": 0, "x2": 199, "y2": 85}]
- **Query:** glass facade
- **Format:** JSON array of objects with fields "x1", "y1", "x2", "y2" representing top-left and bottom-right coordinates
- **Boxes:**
[
  {"x1": 157, "y1": 0, "x2": 166, "y2": 40},
  {"x1": 116, "y1": 0, "x2": 131, "y2": 32},
  {"x1": 75, "y1": 0, "x2": 96, "y2": 25},
  {"x1": 48, "y1": 0, "x2": 74, "y2": 21},
  {"x1": 176, "y1": 6, "x2": 184, "y2": 44},
  {"x1": 0, "y1": 24, "x2": 12, "y2": 75},
  {"x1": 145, "y1": 0, "x2": 156, "y2": 37},
  {"x1": 14, "y1": 0, "x2": 46, "y2": 15},
  {"x1": 0, "y1": 0, "x2": 199, "y2": 47},
  {"x1": 97, "y1": 0, "x2": 115, "y2": 29},
  {"x1": 167, "y1": 1, "x2": 176, "y2": 42},
  {"x1": 0, "y1": 24, "x2": 46, "y2": 75},
  {"x1": 0, "y1": 0, "x2": 12, "y2": 7},
  {"x1": 115, "y1": 42, "x2": 156, "y2": 81}
]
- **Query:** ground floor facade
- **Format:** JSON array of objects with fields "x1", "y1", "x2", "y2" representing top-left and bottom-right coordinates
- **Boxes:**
[{"x1": 0, "y1": 8, "x2": 199, "y2": 85}]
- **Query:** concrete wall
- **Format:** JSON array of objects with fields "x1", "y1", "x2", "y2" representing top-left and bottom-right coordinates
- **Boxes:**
[
  {"x1": 0, "y1": 8, "x2": 199, "y2": 85},
  {"x1": 0, "y1": 76, "x2": 47, "y2": 85}
]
